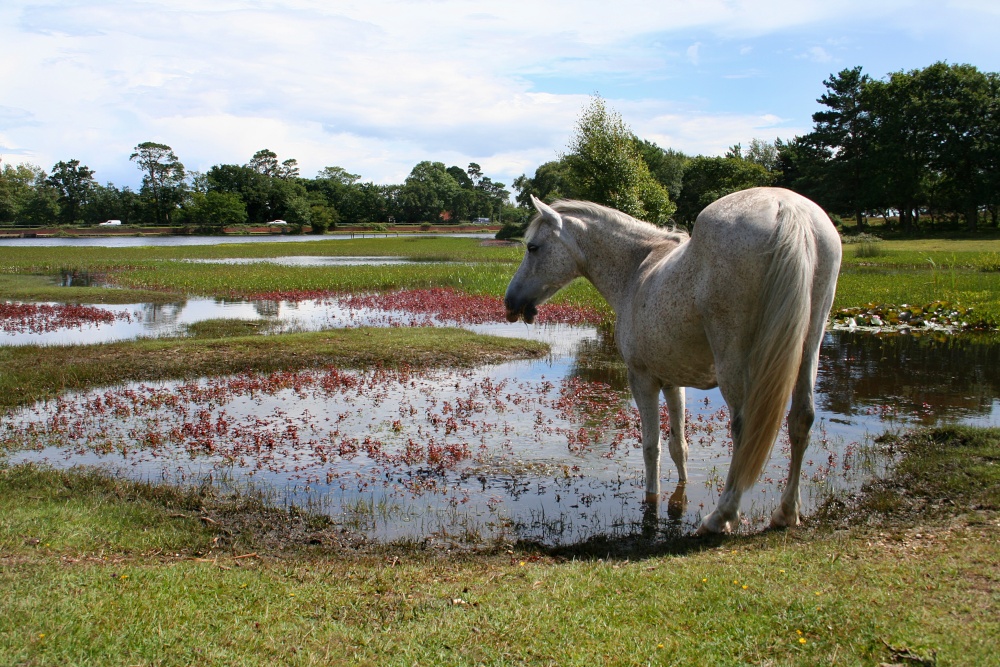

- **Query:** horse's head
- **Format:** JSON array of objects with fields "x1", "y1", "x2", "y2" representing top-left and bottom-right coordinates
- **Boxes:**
[{"x1": 504, "y1": 196, "x2": 583, "y2": 324}]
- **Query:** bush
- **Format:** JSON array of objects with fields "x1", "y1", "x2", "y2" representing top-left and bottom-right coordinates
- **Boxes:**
[
  {"x1": 854, "y1": 240, "x2": 886, "y2": 258},
  {"x1": 495, "y1": 221, "x2": 526, "y2": 240}
]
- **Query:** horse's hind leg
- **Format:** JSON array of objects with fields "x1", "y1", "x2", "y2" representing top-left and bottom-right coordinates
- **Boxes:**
[
  {"x1": 696, "y1": 401, "x2": 746, "y2": 535},
  {"x1": 771, "y1": 315, "x2": 827, "y2": 528},
  {"x1": 769, "y1": 365, "x2": 814, "y2": 528}
]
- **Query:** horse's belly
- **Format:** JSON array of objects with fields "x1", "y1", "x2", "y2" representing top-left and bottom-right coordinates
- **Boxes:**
[
  {"x1": 622, "y1": 331, "x2": 717, "y2": 389},
  {"x1": 650, "y1": 358, "x2": 718, "y2": 390}
]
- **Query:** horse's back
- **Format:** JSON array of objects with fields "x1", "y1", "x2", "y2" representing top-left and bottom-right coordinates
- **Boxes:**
[
  {"x1": 691, "y1": 187, "x2": 836, "y2": 254},
  {"x1": 687, "y1": 187, "x2": 839, "y2": 294}
]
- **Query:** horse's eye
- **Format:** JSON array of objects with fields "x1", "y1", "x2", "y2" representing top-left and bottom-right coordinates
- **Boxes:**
[{"x1": 526, "y1": 243, "x2": 539, "y2": 253}]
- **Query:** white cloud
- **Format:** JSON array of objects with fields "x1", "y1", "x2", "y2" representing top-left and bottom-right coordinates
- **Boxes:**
[
  {"x1": 800, "y1": 46, "x2": 835, "y2": 63},
  {"x1": 636, "y1": 110, "x2": 800, "y2": 157},
  {"x1": 1, "y1": 0, "x2": 998, "y2": 191},
  {"x1": 687, "y1": 42, "x2": 702, "y2": 66}
]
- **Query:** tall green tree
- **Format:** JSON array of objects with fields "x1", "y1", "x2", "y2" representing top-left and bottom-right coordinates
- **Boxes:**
[
  {"x1": 865, "y1": 72, "x2": 927, "y2": 230},
  {"x1": 674, "y1": 156, "x2": 774, "y2": 225},
  {"x1": 207, "y1": 164, "x2": 272, "y2": 224},
  {"x1": 46, "y1": 159, "x2": 97, "y2": 225},
  {"x1": 309, "y1": 166, "x2": 361, "y2": 225},
  {"x1": 727, "y1": 138, "x2": 781, "y2": 174},
  {"x1": 908, "y1": 62, "x2": 997, "y2": 231},
  {"x1": 635, "y1": 141, "x2": 688, "y2": 202},
  {"x1": 182, "y1": 191, "x2": 248, "y2": 232},
  {"x1": 513, "y1": 160, "x2": 575, "y2": 207},
  {"x1": 399, "y1": 161, "x2": 461, "y2": 223},
  {"x1": 248, "y1": 148, "x2": 300, "y2": 180},
  {"x1": 0, "y1": 161, "x2": 45, "y2": 225},
  {"x1": 564, "y1": 96, "x2": 675, "y2": 224},
  {"x1": 806, "y1": 66, "x2": 876, "y2": 229},
  {"x1": 130, "y1": 142, "x2": 186, "y2": 226}
]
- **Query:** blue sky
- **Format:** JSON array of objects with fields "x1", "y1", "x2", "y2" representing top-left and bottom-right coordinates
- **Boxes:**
[{"x1": 2, "y1": 1, "x2": 999, "y2": 192}]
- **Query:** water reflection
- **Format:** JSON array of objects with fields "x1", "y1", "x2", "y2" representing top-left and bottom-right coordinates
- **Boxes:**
[
  {"x1": 59, "y1": 270, "x2": 105, "y2": 287},
  {"x1": 4, "y1": 294, "x2": 1000, "y2": 545},
  {"x1": 818, "y1": 330, "x2": 1000, "y2": 425}
]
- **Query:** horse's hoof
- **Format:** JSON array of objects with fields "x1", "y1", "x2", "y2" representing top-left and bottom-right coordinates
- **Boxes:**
[
  {"x1": 769, "y1": 506, "x2": 800, "y2": 529},
  {"x1": 644, "y1": 491, "x2": 660, "y2": 505},
  {"x1": 695, "y1": 511, "x2": 734, "y2": 536}
]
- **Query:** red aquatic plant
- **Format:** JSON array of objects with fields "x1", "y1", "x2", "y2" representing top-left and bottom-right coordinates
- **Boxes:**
[{"x1": 1, "y1": 302, "x2": 132, "y2": 334}]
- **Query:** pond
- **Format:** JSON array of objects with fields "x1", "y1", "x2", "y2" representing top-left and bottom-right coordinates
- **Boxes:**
[
  {"x1": 0, "y1": 233, "x2": 494, "y2": 248},
  {"x1": 4, "y1": 290, "x2": 1000, "y2": 546}
]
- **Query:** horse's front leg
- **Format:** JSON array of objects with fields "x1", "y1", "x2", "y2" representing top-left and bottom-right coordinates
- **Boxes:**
[
  {"x1": 662, "y1": 386, "x2": 688, "y2": 481},
  {"x1": 628, "y1": 369, "x2": 662, "y2": 504}
]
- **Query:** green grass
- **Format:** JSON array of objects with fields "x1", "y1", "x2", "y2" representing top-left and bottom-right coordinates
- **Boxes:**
[
  {"x1": 1, "y1": 427, "x2": 997, "y2": 665},
  {"x1": 828, "y1": 238, "x2": 1000, "y2": 326},
  {"x1": 183, "y1": 318, "x2": 280, "y2": 338},
  {"x1": 0, "y1": 236, "x2": 523, "y2": 272},
  {"x1": 0, "y1": 328, "x2": 547, "y2": 412},
  {"x1": 2, "y1": 237, "x2": 999, "y2": 664},
  {"x1": 0, "y1": 274, "x2": 183, "y2": 304}
]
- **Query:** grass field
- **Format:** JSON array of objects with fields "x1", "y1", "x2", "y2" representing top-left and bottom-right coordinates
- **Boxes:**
[
  {"x1": 1, "y1": 426, "x2": 996, "y2": 665},
  {"x1": 8, "y1": 234, "x2": 1000, "y2": 325},
  {"x1": 2, "y1": 235, "x2": 999, "y2": 665}
]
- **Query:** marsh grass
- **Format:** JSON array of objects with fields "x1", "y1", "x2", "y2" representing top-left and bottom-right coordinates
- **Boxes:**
[
  {"x1": 0, "y1": 328, "x2": 547, "y2": 412},
  {"x1": 0, "y1": 238, "x2": 612, "y2": 320},
  {"x1": 834, "y1": 266, "x2": 1000, "y2": 325},
  {"x1": 2, "y1": 236, "x2": 1000, "y2": 664},
  {"x1": 853, "y1": 240, "x2": 887, "y2": 259},
  {"x1": 184, "y1": 318, "x2": 279, "y2": 338},
  {"x1": 1, "y1": 427, "x2": 997, "y2": 665},
  {"x1": 0, "y1": 274, "x2": 182, "y2": 305}
]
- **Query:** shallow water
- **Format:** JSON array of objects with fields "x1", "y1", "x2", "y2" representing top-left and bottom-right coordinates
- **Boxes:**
[
  {"x1": 0, "y1": 233, "x2": 493, "y2": 248},
  {"x1": 6, "y1": 291, "x2": 999, "y2": 544},
  {"x1": 182, "y1": 256, "x2": 456, "y2": 267}
]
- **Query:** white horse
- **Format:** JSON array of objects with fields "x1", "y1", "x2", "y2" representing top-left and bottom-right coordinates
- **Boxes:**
[{"x1": 505, "y1": 188, "x2": 841, "y2": 534}]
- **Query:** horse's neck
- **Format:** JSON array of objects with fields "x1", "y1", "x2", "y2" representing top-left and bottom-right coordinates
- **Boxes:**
[{"x1": 572, "y1": 220, "x2": 678, "y2": 314}]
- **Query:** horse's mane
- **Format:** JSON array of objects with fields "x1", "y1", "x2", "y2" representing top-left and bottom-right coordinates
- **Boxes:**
[{"x1": 526, "y1": 199, "x2": 689, "y2": 245}]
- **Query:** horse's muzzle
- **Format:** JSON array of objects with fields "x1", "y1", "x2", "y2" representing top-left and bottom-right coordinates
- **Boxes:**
[{"x1": 504, "y1": 297, "x2": 537, "y2": 324}]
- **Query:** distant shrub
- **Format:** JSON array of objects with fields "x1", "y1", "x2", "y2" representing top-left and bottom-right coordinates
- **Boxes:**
[
  {"x1": 841, "y1": 231, "x2": 883, "y2": 245},
  {"x1": 495, "y1": 221, "x2": 526, "y2": 240},
  {"x1": 854, "y1": 240, "x2": 886, "y2": 259}
]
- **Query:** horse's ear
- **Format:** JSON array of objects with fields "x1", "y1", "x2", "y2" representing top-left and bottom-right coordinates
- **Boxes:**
[{"x1": 531, "y1": 195, "x2": 563, "y2": 230}]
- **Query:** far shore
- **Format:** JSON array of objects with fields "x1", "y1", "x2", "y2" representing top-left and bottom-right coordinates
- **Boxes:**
[{"x1": 0, "y1": 222, "x2": 503, "y2": 239}]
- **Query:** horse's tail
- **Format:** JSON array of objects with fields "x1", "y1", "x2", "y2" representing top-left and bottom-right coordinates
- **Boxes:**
[{"x1": 730, "y1": 200, "x2": 816, "y2": 491}]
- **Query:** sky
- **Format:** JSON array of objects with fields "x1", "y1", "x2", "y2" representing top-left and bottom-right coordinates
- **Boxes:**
[{"x1": 2, "y1": 0, "x2": 1000, "y2": 192}]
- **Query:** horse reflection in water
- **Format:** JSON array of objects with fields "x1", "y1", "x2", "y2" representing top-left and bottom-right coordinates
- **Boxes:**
[{"x1": 505, "y1": 188, "x2": 841, "y2": 534}]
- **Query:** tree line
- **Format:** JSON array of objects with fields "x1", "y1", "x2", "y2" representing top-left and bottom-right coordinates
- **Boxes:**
[
  {"x1": 0, "y1": 144, "x2": 515, "y2": 232},
  {"x1": 2, "y1": 61, "x2": 997, "y2": 234},
  {"x1": 513, "y1": 61, "x2": 1000, "y2": 235}
]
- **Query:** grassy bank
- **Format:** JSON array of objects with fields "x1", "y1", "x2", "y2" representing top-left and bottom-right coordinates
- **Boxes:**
[
  {"x1": 8, "y1": 235, "x2": 1000, "y2": 326},
  {"x1": 0, "y1": 327, "x2": 547, "y2": 412},
  {"x1": 1, "y1": 426, "x2": 996, "y2": 665}
]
